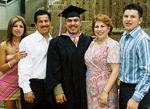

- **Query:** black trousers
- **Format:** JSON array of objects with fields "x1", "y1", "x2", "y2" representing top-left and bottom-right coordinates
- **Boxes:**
[
  {"x1": 119, "y1": 82, "x2": 150, "y2": 109},
  {"x1": 21, "y1": 79, "x2": 51, "y2": 109}
]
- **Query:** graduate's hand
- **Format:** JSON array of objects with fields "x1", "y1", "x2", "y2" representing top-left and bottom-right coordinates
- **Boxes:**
[
  {"x1": 127, "y1": 98, "x2": 139, "y2": 109},
  {"x1": 100, "y1": 91, "x2": 108, "y2": 105},
  {"x1": 55, "y1": 93, "x2": 67, "y2": 103},
  {"x1": 24, "y1": 91, "x2": 35, "y2": 103}
]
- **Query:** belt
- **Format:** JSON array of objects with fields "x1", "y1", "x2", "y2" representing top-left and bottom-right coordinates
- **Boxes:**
[
  {"x1": 30, "y1": 79, "x2": 46, "y2": 83},
  {"x1": 121, "y1": 82, "x2": 137, "y2": 86}
]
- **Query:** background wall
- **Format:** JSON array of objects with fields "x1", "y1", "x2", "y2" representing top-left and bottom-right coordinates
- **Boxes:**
[
  {"x1": 1, "y1": 0, "x2": 150, "y2": 42},
  {"x1": 61, "y1": 0, "x2": 150, "y2": 28},
  {"x1": 0, "y1": 0, "x2": 20, "y2": 30},
  {"x1": 25, "y1": 0, "x2": 47, "y2": 27},
  {"x1": 46, "y1": 0, "x2": 150, "y2": 39}
]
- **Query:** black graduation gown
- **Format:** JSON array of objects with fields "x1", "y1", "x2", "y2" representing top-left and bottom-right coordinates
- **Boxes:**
[{"x1": 46, "y1": 34, "x2": 93, "y2": 109}]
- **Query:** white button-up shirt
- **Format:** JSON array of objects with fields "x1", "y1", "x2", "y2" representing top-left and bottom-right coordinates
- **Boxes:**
[{"x1": 18, "y1": 30, "x2": 52, "y2": 93}]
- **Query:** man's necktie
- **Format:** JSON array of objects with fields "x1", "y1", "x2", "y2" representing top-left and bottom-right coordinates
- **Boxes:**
[{"x1": 73, "y1": 37, "x2": 77, "y2": 45}]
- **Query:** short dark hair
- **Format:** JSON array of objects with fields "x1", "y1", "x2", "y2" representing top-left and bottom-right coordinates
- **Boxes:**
[
  {"x1": 123, "y1": 4, "x2": 143, "y2": 18},
  {"x1": 34, "y1": 10, "x2": 51, "y2": 23}
]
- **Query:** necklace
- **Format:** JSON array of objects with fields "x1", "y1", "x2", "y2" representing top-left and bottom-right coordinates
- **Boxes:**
[{"x1": 92, "y1": 36, "x2": 109, "y2": 53}]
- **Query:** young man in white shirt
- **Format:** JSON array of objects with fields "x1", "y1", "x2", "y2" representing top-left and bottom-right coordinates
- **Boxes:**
[{"x1": 18, "y1": 10, "x2": 53, "y2": 109}]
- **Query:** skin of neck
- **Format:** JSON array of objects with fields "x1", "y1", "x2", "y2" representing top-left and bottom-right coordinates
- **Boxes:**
[
  {"x1": 66, "y1": 31, "x2": 80, "y2": 35},
  {"x1": 97, "y1": 35, "x2": 109, "y2": 44},
  {"x1": 12, "y1": 37, "x2": 21, "y2": 43},
  {"x1": 41, "y1": 33, "x2": 49, "y2": 42}
]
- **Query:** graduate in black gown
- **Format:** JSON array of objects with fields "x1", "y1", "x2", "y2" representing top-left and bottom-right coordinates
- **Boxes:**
[{"x1": 46, "y1": 5, "x2": 93, "y2": 109}]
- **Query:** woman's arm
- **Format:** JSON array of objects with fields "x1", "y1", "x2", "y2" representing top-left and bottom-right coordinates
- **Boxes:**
[
  {"x1": 0, "y1": 42, "x2": 26, "y2": 72},
  {"x1": 104, "y1": 63, "x2": 120, "y2": 92},
  {"x1": 100, "y1": 63, "x2": 120, "y2": 105},
  {"x1": 0, "y1": 42, "x2": 12, "y2": 72}
]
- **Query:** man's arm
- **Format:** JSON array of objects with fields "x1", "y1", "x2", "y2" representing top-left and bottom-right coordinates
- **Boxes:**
[
  {"x1": 18, "y1": 40, "x2": 35, "y2": 103},
  {"x1": 54, "y1": 83, "x2": 67, "y2": 103},
  {"x1": 46, "y1": 38, "x2": 64, "y2": 103},
  {"x1": 127, "y1": 38, "x2": 150, "y2": 108}
]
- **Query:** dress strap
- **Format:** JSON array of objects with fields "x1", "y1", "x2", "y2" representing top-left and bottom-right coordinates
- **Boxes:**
[{"x1": 12, "y1": 41, "x2": 19, "y2": 52}]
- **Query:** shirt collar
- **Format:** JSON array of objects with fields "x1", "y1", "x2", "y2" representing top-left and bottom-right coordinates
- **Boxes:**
[
  {"x1": 123, "y1": 26, "x2": 141, "y2": 38},
  {"x1": 35, "y1": 30, "x2": 52, "y2": 42}
]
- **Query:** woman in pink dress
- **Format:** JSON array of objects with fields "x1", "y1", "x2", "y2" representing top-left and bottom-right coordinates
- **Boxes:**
[
  {"x1": 85, "y1": 14, "x2": 120, "y2": 109},
  {"x1": 0, "y1": 16, "x2": 27, "y2": 109}
]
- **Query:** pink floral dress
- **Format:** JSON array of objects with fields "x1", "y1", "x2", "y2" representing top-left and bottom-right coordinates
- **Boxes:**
[{"x1": 85, "y1": 37, "x2": 120, "y2": 109}]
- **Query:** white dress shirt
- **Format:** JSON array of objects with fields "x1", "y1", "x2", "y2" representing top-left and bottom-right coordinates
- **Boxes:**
[{"x1": 18, "y1": 30, "x2": 52, "y2": 94}]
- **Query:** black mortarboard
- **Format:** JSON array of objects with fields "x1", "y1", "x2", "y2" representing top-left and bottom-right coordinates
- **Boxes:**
[{"x1": 58, "y1": 5, "x2": 86, "y2": 19}]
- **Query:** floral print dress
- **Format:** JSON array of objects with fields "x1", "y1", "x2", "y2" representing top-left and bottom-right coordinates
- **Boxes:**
[{"x1": 85, "y1": 37, "x2": 120, "y2": 109}]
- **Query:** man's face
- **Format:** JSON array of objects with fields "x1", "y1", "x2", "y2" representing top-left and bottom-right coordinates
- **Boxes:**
[
  {"x1": 64, "y1": 17, "x2": 82, "y2": 34},
  {"x1": 34, "y1": 14, "x2": 52, "y2": 36},
  {"x1": 123, "y1": 9, "x2": 143, "y2": 33}
]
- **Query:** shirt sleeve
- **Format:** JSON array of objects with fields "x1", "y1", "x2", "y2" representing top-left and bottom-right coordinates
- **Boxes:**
[
  {"x1": 54, "y1": 83, "x2": 64, "y2": 95},
  {"x1": 107, "y1": 42, "x2": 120, "y2": 63},
  {"x1": 132, "y1": 38, "x2": 150, "y2": 102},
  {"x1": 18, "y1": 39, "x2": 33, "y2": 94}
]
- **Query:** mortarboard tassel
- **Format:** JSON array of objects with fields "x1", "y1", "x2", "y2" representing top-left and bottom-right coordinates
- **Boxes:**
[{"x1": 58, "y1": 13, "x2": 62, "y2": 36}]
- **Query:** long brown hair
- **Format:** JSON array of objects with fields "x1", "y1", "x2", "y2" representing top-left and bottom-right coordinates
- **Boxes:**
[{"x1": 6, "y1": 16, "x2": 27, "y2": 45}]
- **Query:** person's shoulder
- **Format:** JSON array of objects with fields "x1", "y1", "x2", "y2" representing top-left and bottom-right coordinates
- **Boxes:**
[
  {"x1": 82, "y1": 33, "x2": 91, "y2": 37},
  {"x1": 0, "y1": 40, "x2": 7, "y2": 45},
  {"x1": 27, "y1": 32, "x2": 37, "y2": 38},
  {"x1": 140, "y1": 30, "x2": 150, "y2": 38},
  {"x1": 135, "y1": 30, "x2": 150, "y2": 44},
  {"x1": 108, "y1": 38, "x2": 120, "y2": 47},
  {"x1": 21, "y1": 32, "x2": 36, "y2": 42},
  {"x1": 109, "y1": 37, "x2": 119, "y2": 43},
  {"x1": 81, "y1": 34, "x2": 93, "y2": 40},
  {"x1": 51, "y1": 36, "x2": 60, "y2": 41},
  {"x1": 52, "y1": 35, "x2": 67, "y2": 41},
  {"x1": 0, "y1": 41, "x2": 7, "y2": 47},
  {"x1": 50, "y1": 36, "x2": 60, "y2": 45},
  {"x1": 0, "y1": 41, "x2": 8, "y2": 51}
]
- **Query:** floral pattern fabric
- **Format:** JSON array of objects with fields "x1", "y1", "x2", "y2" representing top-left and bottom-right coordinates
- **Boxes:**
[{"x1": 85, "y1": 38, "x2": 120, "y2": 109}]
